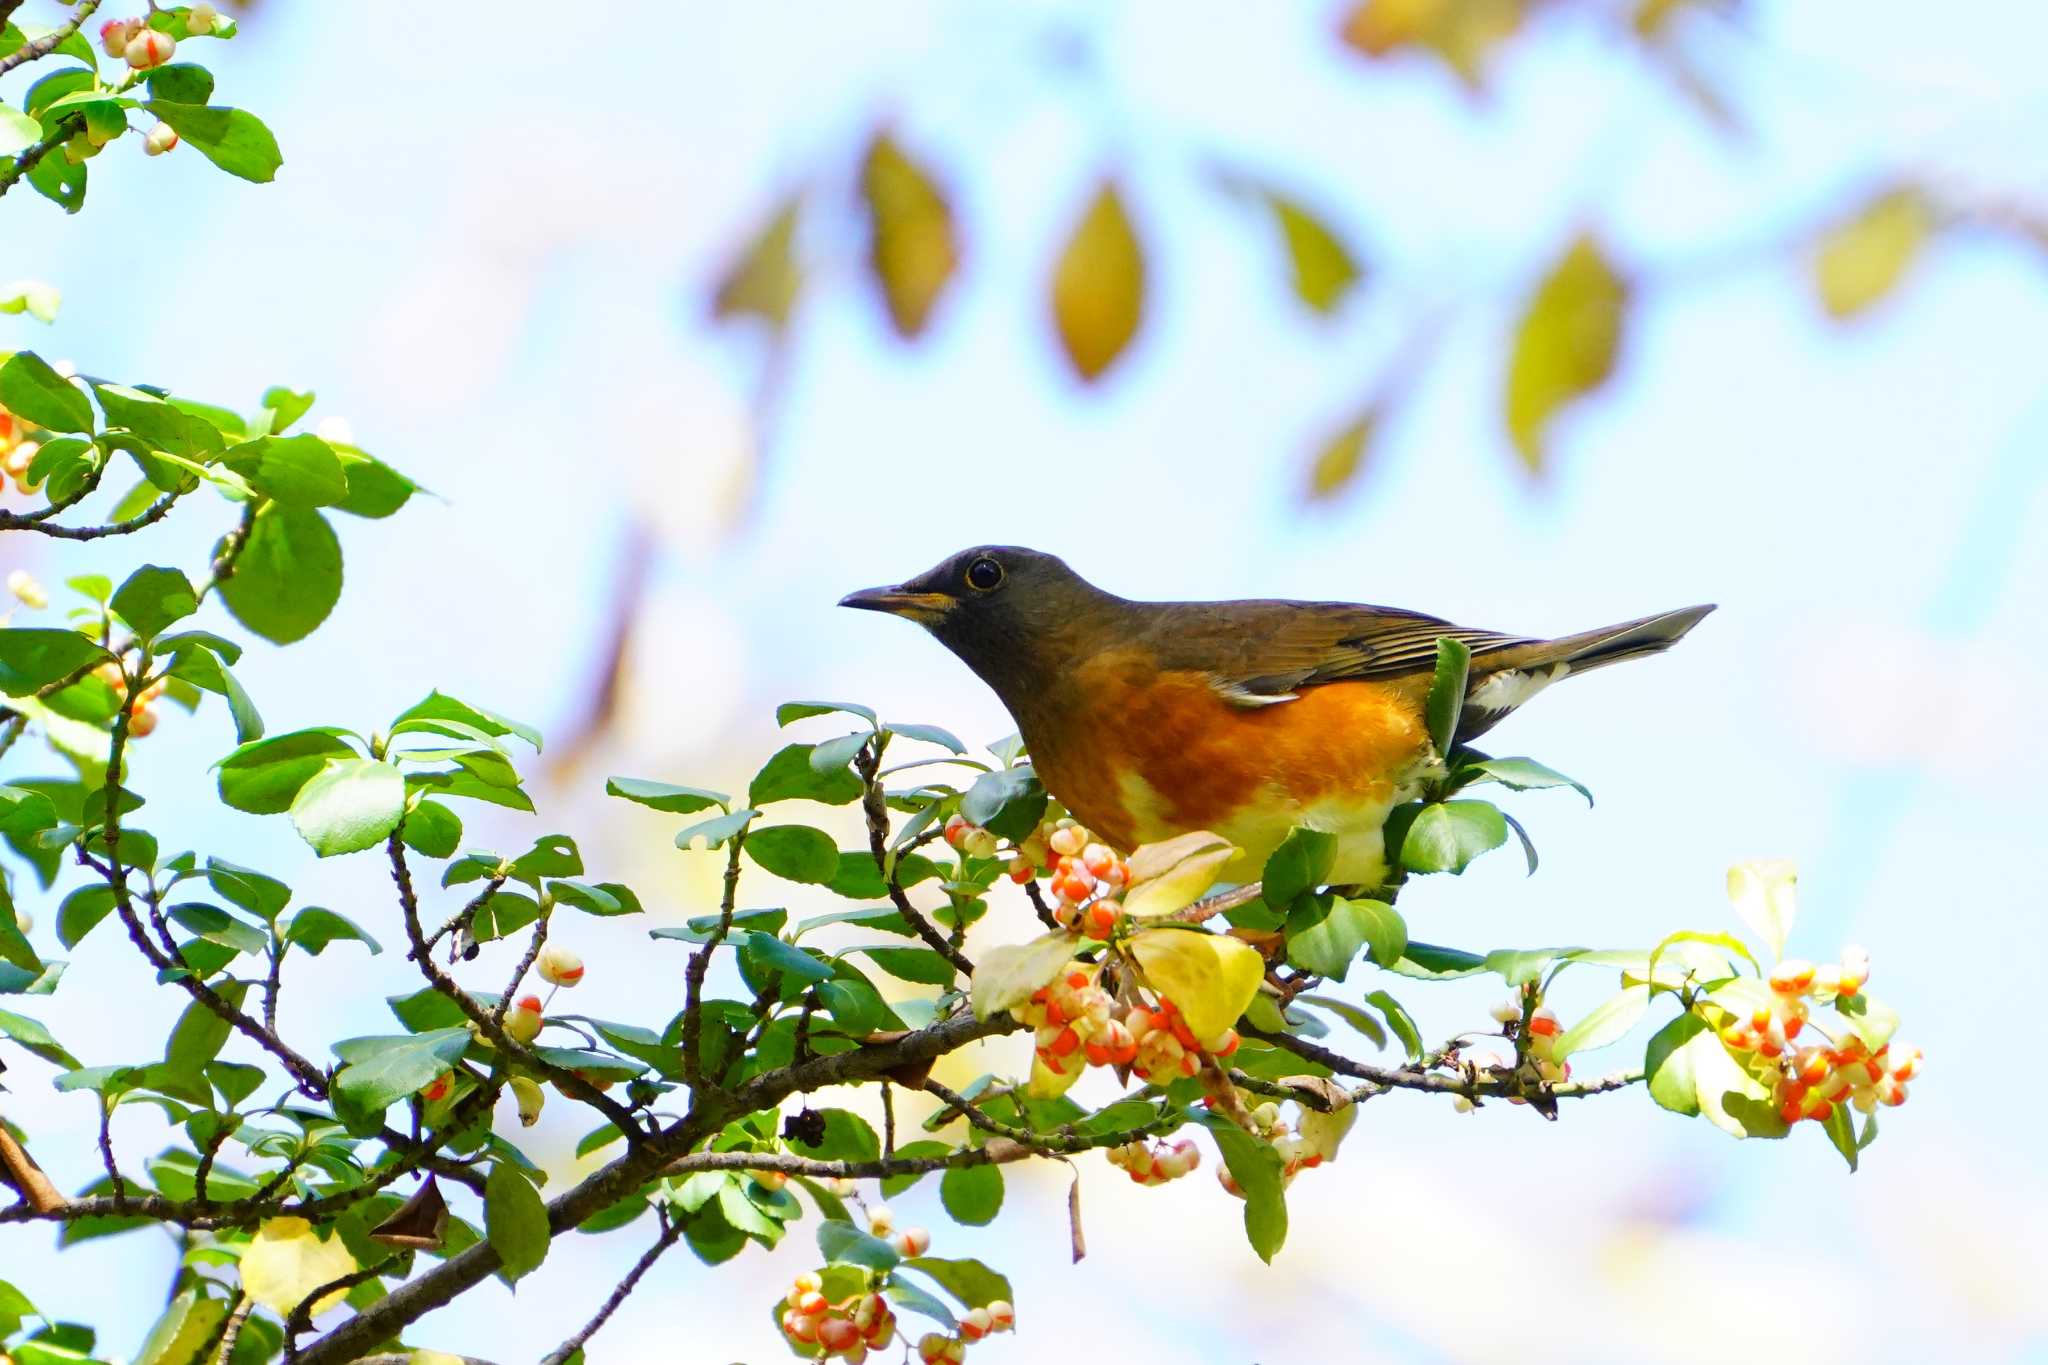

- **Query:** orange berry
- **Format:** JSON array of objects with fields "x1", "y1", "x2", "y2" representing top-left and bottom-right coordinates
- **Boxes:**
[
  {"x1": 1887, "y1": 1044, "x2": 1921, "y2": 1082},
  {"x1": 1526, "y1": 1014, "x2": 1560, "y2": 1037},
  {"x1": 536, "y1": 943, "x2": 584, "y2": 987},
  {"x1": 144, "y1": 122, "x2": 179, "y2": 156},
  {"x1": 126, "y1": 705, "x2": 158, "y2": 738},
  {"x1": 1770, "y1": 959, "x2": 1816, "y2": 994},
  {"x1": 817, "y1": 1317, "x2": 861, "y2": 1353},
  {"x1": 419, "y1": 1072, "x2": 452, "y2": 1103},
  {"x1": 796, "y1": 1291, "x2": 828, "y2": 1317},
  {"x1": 125, "y1": 27, "x2": 174, "y2": 68}
]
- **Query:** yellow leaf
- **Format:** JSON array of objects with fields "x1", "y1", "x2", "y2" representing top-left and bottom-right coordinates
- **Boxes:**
[
  {"x1": 1504, "y1": 233, "x2": 1628, "y2": 475},
  {"x1": 1125, "y1": 831, "x2": 1233, "y2": 887},
  {"x1": 412, "y1": 1353, "x2": 469, "y2": 1365},
  {"x1": 1726, "y1": 859, "x2": 1796, "y2": 963},
  {"x1": 1051, "y1": 179, "x2": 1145, "y2": 382},
  {"x1": 1305, "y1": 406, "x2": 1380, "y2": 501},
  {"x1": 970, "y1": 930, "x2": 1082, "y2": 1020},
  {"x1": 1264, "y1": 193, "x2": 1361, "y2": 315},
  {"x1": 1128, "y1": 928, "x2": 1264, "y2": 1041},
  {"x1": 239, "y1": 1216, "x2": 358, "y2": 1318},
  {"x1": 1687, "y1": 1027, "x2": 1783, "y2": 1138},
  {"x1": 711, "y1": 195, "x2": 803, "y2": 330},
  {"x1": 860, "y1": 132, "x2": 958, "y2": 339},
  {"x1": 1337, "y1": 0, "x2": 1444, "y2": 57},
  {"x1": 1421, "y1": 0, "x2": 1524, "y2": 89},
  {"x1": 1122, "y1": 845, "x2": 1239, "y2": 920},
  {"x1": 1814, "y1": 187, "x2": 1933, "y2": 321},
  {"x1": 1028, "y1": 1050, "x2": 1085, "y2": 1100}
]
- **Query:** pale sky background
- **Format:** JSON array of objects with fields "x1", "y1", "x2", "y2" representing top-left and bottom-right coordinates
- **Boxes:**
[{"x1": 3, "y1": 2, "x2": 2046, "y2": 1363}]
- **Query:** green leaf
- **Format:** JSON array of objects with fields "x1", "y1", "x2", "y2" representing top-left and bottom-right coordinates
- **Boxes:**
[
  {"x1": 393, "y1": 692, "x2": 541, "y2": 753},
  {"x1": 1553, "y1": 985, "x2": 1651, "y2": 1059},
  {"x1": 749, "y1": 744, "x2": 863, "y2": 807},
  {"x1": 1261, "y1": 826, "x2": 1336, "y2": 914},
  {"x1": 290, "y1": 759, "x2": 404, "y2": 856},
  {"x1": 1284, "y1": 896, "x2": 1403, "y2": 982},
  {"x1": 285, "y1": 907, "x2": 382, "y2": 956},
  {"x1": 549, "y1": 879, "x2": 642, "y2": 917},
  {"x1": 886, "y1": 722, "x2": 966, "y2": 753},
  {"x1": 735, "y1": 932, "x2": 834, "y2": 988},
  {"x1": 674, "y1": 809, "x2": 757, "y2": 851},
  {"x1": 217, "y1": 504, "x2": 343, "y2": 644},
  {"x1": 164, "y1": 981, "x2": 247, "y2": 1075},
  {"x1": 25, "y1": 144, "x2": 86, "y2": 213},
  {"x1": 222, "y1": 434, "x2": 348, "y2": 506},
  {"x1": 881, "y1": 1274, "x2": 957, "y2": 1330},
  {"x1": 166, "y1": 640, "x2": 264, "y2": 742},
  {"x1": 817, "y1": 1220, "x2": 899, "y2": 1271},
  {"x1": 1198, "y1": 1110, "x2": 1287, "y2": 1262},
  {"x1": 205, "y1": 857, "x2": 291, "y2": 921},
  {"x1": 784, "y1": 1108, "x2": 879, "y2": 1163},
  {"x1": 400, "y1": 799, "x2": 462, "y2": 858},
  {"x1": 142, "y1": 101, "x2": 281, "y2": 182},
  {"x1": 778, "y1": 700, "x2": 877, "y2": 727},
  {"x1": 260, "y1": 386, "x2": 315, "y2": 434},
  {"x1": 744, "y1": 825, "x2": 840, "y2": 884},
  {"x1": 332, "y1": 1027, "x2": 469, "y2": 1114},
  {"x1": 145, "y1": 63, "x2": 215, "y2": 106},
  {"x1": 57, "y1": 883, "x2": 117, "y2": 949},
  {"x1": 1398, "y1": 800, "x2": 1508, "y2": 875},
  {"x1": 1822, "y1": 1103, "x2": 1859, "y2": 1172},
  {"x1": 0, "y1": 103, "x2": 39, "y2": 159},
  {"x1": 1505, "y1": 233, "x2": 1628, "y2": 475},
  {"x1": 825, "y1": 849, "x2": 941, "y2": 900},
  {"x1": 0, "y1": 1007, "x2": 78, "y2": 1068},
  {"x1": 1481, "y1": 946, "x2": 1586, "y2": 987},
  {"x1": 1254, "y1": 187, "x2": 1362, "y2": 314},
  {"x1": 332, "y1": 450, "x2": 416, "y2": 518},
  {"x1": 166, "y1": 903, "x2": 267, "y2": 957},
  {"x1": 901, "y1": 1256, "x2": 1013, "y2": 1309},
  {"x1": 1297, "y1": 992, "x2": 1385, "y2": 1048},
  {"x1": 109, "y1": 565, "x2": 199, "y2": 642},
  {"x1": 604, "y1": 777, "x2": 726, "y2": 814},
  {"x1": 853, "y1": 946, "x2": 954, "y2": 985},
  {"x1": 1363, "y1": 989, "x2": 1423, "y2": 1061},
  {"x1": 92, "y1": 383, "x2": 225, "y2": 457},
  {"x1": 485, "y1": 1161, "x2": 551, "y2": 1285},
  {"x1": 0, "y1": 352, "x2": 92, "y2": 433},
  {"x1": 1645, "y1": 1012, "x2": 1706, "y2": 1117},
  {"x1": 1456, "y1": 756, "x2": 1592, "y2": 805},
  {"x1": 939, "y1": 1163, "x2": 1003, "y2": 1226},
  {"x1": 1425, "y1": 638, "x2": 1473, "y2": 759},
  {"x1": 0, "y1": 628, "x2": 109, "y2": 695},
  {"x1": 959, "y1": 764, "x2": 1047, "y2": 841}
]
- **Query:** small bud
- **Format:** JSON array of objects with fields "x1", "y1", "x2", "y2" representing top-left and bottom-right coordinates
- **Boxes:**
[
  {"x1": 890, "y1": 1225, "x2": 930, "y2": 1257},
  {"x1": 187, "y1": 3, "x2": 218, "y2": 34},
  {"x1": 754, "y1": 1169, "x2": 788, "y2": 1192},
  {"x1": 866, "y1": 1204, "x2": 893, "y2": 1236},
  {"x1": 125, "y1": 28, "x2": 175, "y2": 69},
  {"x1": 6, "y1": 569, "x2": 48, "y2": 610},
  {"x1": 419, "y1": 1071, "x2": 453, "y2": 1103},
  {"x1": 986, "y1": 1299, "x2": 1015, "y2": 1331},
  {"x1": 826, "y1": 1176, "x2": 856, "y2": 1196},
  {"x1": 536, "y1": 943, "x2": 584, "y2": 987},
  {"x1": 509, "y1": 1075, "x2": 545, "y2": 1126},
  {"x1": 99, "y1": 18, "x2": 138, "y2": 56},
  {"x1": 144, "y1": 122, "x2": 179, "y2": 156},
  {"x1": 958, "y1": 1307, "x2": 994, "y2": 1342},
  {"x1": 1769, "y1": 959, "x2": 1816, "y2": 994},
  {"x1": 502, "y1": 994, "x2": 544, "y2": 1044}
]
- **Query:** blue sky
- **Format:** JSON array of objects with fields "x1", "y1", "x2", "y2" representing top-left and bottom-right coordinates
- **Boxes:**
[{"x1": 4, "y1": 2, "x2": 2046, "y2": 1362}]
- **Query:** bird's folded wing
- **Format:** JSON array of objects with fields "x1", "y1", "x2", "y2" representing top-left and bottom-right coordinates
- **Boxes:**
[{"x1": 1143, "y1": 601, "x2": 1537, "y2": 701}]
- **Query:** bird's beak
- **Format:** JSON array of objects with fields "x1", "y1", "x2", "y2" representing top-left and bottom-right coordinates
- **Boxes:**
[{"x1": 838, "y1": 585, "x2": 955, "y2": 623}]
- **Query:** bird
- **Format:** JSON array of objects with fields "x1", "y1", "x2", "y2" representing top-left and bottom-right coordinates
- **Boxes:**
[{"x1": 841, "y1": 546, "x2": 1713, "y2": 887}]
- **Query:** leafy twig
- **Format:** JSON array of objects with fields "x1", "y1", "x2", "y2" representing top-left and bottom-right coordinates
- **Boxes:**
[{"x1": 537, "y1": 1211, "x2": 683, "y2": 1365}]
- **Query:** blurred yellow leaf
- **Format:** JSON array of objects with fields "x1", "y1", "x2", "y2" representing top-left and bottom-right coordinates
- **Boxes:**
[
  {"x1": 240, "y1": 1216, "x2": 357, "y2": 1318},
  {"x1": 1339, "y1": 0, "x2": 1522, "y2": 89},
  {"x1": 1814, "y1": 187, "x2": 1934, "y2": 321},
  {"x1": 1028, "y1": 1050, "x2": 1084, "y2": 1099},
  {"x1": 1051, "y1": 179, "x2": 1145, "y2": 382},
  {"x1": 1505, "y1": 233, "x2": 1628, "y2": 475},
  {"x1": 1127, "y1": 928, "x2": 1263, "y2": 1041},
  {"x1": 1265, "y1": 193, "x2": 1361, "y2": 315},
  {"x1": 971, "y1": 929, "x2": 1079, "y2": 1020},
  {"x1": 860, "y1": 132, "x2": 958, "y2": 339},
  {"x1": 711, "y1": 194, "x2": 803, "y2": 330},
  {"x1": 1305, "y1": 406, "x2": 1381, "y2": 501},
  {"x1": 1122, "y1": 841, "x2": 1238, "y2": 919}
]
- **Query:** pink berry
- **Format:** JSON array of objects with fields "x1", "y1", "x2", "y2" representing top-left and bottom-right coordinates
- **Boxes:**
[
  {"x1": 99, "y1": 18, "x2": 138, "y2": 56},
  {"x1": 537, "y1": 943, "x2": 584, "y2": 986}
]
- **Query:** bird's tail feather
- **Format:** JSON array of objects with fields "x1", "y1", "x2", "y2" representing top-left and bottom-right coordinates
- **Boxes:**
[{"x1": 1541, "y1": 604, "x2": 1717, "y2": 674}]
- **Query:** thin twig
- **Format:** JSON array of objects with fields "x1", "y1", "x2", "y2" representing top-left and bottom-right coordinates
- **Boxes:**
[
  {"x1": 680, "y1": 832, "x2": 747, "y2": 1088},
  {"x1": 213, "y1": 1296, "x2": 252, "y2": 1365},
  {"x1": 537, "y1": 1212, "x2": 683, "y2": 1365},
  {"x1": 0, "y1": 0, "x2": 100, "y2": 76}
]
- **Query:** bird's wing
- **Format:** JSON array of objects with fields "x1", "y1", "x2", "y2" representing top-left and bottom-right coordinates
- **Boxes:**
[{"x1": 1140, "y1": 601, "x2": 1538, "y2": 700}]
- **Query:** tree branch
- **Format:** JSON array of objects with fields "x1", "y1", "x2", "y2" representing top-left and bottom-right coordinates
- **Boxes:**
[
  {"x1": 537, "y1": 1212, "x2": 682, "y2": 1365},
  {"x1": 0, "y1": 0, "x2": 100, "y2": 77},
  {"x1": 855, "y1": 742, "x2": 974, "y2": 977}
]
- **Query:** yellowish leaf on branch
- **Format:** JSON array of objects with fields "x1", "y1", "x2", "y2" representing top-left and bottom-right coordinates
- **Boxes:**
[
  {"x1": 1051, "y1": 179, "x2": 1145, "y2": 382},
  {"x1": 239, "y1": 1216, "x2": 358, "y2": 1318},
  {"x1": 711, "y1": 194, "x2": 804, "y2": 330},
  {"x1": 1127, "y1": 928, "x2": 1264, "y2": 1040},
  {"x1": 1813, "y1": 187, "x2": 1934, "y2": 321},
  {"x1": 860, "y1": 132, "x2": 958, "y2": 339},
  {"x1": 1338, "y1": 0, "x2": 1522, "y2": 89},
  {"x1": 1726, "y1": 858, "x2": 1796, "y2": 963},
  {"x1": 1305, "y1": 406, "x2": 1380, "y2": 501},
  {"x1": 971, "y1": 929, "x2": 1081, "y2": 1020},
  {"x1": 1286, "y1": 1075, "x2": 1359, "y2": 1159},
  {"x1": 1504, "y1": 233, "x2": 1628, "y2": 476},
  {"x1": 1122, "y1": 836, "x2": 1239, "y2": 920}
]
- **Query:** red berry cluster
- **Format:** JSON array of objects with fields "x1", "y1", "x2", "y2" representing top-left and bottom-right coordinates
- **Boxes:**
[
  {"x1": 779, "y1": 1272, "x2": 896, "y2": 1361},
  {"x1": 1003, "y1": 818, "x2": 1131, "y2": 940},
  {"x1": 90, "y1": 663, "x2": 166, "y2": 739},
  {"x1": 1106, "y1": 1136, "x2": 1200, "y2": 1185},
  {"x1": 915, "y1": 1301, "x2": 1014, "y2": 1363},
  {"x1": 1, "y1": 407, "x2": 43, "y2": 494},
  {"x1": 1715, "y1": 949, "x2": 1920, "y2": 1124},
  {"x1": 1018, "y1": 961, "x2": 1240, "y2": 1095}
]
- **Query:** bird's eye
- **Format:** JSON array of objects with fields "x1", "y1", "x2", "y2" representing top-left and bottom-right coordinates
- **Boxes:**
[{"x1": 964, "y1": 556, "x2": 1004, "y2": 592}]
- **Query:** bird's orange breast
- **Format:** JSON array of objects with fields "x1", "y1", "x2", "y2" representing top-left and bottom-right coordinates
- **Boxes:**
[{"x1": 1026, "y1": 648, "x2": 1433, "y2": 877}]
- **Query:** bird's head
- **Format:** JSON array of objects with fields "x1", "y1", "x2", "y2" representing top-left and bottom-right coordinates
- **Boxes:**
[{"x1": 839, "y1": 545, "x2": 1119, "y2": 701}]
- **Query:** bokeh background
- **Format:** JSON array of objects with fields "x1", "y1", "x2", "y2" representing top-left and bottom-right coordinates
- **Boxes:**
[{"x1": 4, "y1": 1, "x2": 2047, "y2": 1361}]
